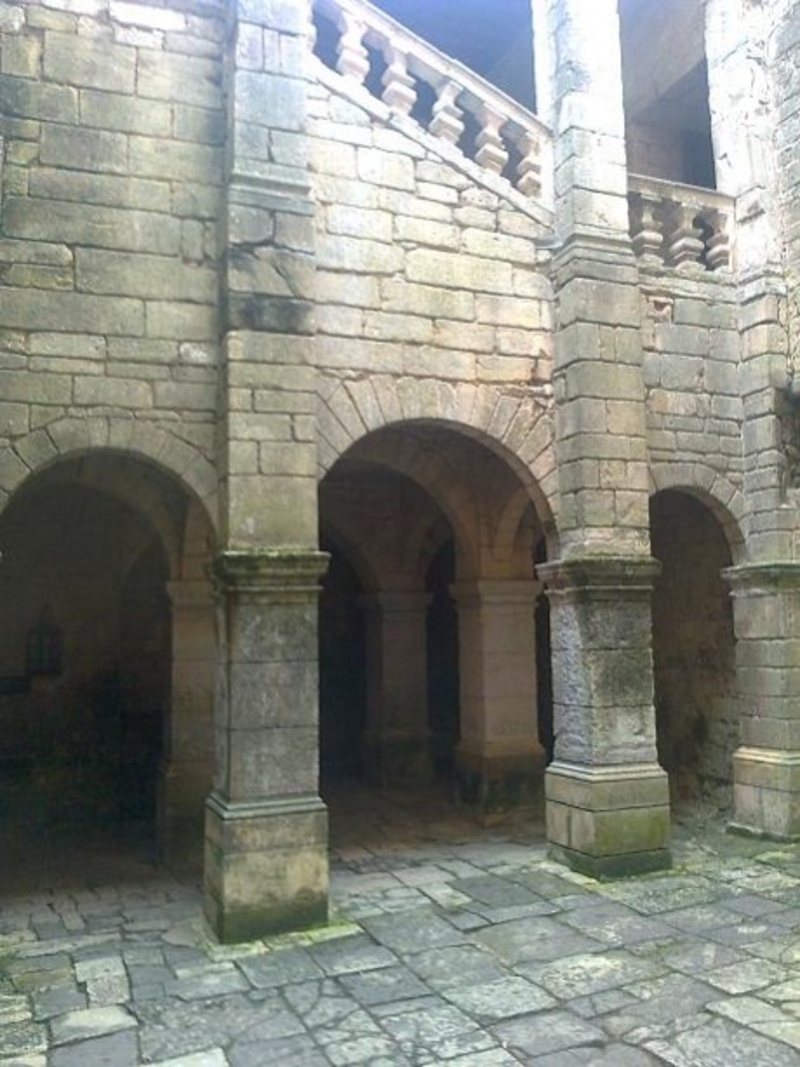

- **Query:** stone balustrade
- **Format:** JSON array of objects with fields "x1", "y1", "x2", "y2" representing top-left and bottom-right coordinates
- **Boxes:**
[
  {"x1": 628, "y1": 174, "x2": 734, "y2": 273},
  {"x1": 310, "y1": 0, "x2": 553, "y2": 209}
]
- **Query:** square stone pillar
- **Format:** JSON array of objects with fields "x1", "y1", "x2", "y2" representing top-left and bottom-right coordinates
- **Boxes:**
[
  {"x1": 726, "y1": 563, "x2": 800, "y2": 839},
  {"x1": 361, "y1": 587, "x2": 433, "y2": 785},
  {"x1": 706, "y1": 1, "x2": 791, "y2": 558},
  {"x1": 159, "y1": 579, "x2": 215, "y2": 867},
  {"x1": 539, "y1": 557, "x2": 671, "y2": 878},
  {"x1": 204, "y1": 550, "x2": 329, "y2": 943},
  {"x1": 451, "y1": 580, "x2": 545, "y2": 817}
]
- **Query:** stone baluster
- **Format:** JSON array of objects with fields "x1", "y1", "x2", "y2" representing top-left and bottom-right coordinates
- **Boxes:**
[
  {"x1": 666, "y1": 203, "x2": 705, "y2": 270},
  {"x1": 381, "y1": 44, "x2": 416, "y2": 116},
  {"x1": 630, "y1": 192, "x2": 665, "y2": 263},
  {"x1": 429, "y1": 79, "x2": 464, "y2": 144},
  {"x1": 706, "y1": 208, "x2": 731, "y2": 271},
  {"x1": 335, "y1": 10, "x2": 370, "y2": 85},
  {"x1": 474, "y1": 104, "x2": 509, "y2": 174},
  {"x1": 515, "y1": 129, "x2": 542, "y2": 198}
]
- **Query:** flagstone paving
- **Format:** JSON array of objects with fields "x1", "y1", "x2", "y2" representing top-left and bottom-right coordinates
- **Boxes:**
[{"x1": 3, "y1": 790, "x2": 800, "y2": 1065}]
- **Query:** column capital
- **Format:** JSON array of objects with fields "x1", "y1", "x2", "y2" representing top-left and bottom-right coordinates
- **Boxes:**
[
  {"x1": 538, "y1": 555, "x2": 661, "y2": 596},
  {"x1": 723, "y1": 561, "x2": 800, "y2": 593},
  {"x1": 211, "y1": 550, "x2": 329, "y2": 598}
]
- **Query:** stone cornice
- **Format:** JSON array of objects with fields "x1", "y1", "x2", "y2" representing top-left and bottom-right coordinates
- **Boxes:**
[{"x1": 211, "y1": 550, "x2": 330, "y2": 596}]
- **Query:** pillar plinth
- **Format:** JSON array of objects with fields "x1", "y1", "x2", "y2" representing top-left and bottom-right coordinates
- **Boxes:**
[
  {"x1": 725, "y1": 563, "x2": 800, "y2": 840},
  {"x1": 451, "y1": 579, "x2": 545, "y2": 818},
  {"x1": 539, "y1": 557, "x2": 671, "y2": 877},
  {"x1": 204, "y1": 550, "x2": 329, "y2": 943},
  {"x1": 205, "y1": 793, "x2": 328, "y2": 943}
]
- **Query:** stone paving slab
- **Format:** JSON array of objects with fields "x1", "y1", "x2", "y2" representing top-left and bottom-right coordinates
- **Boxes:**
[{"x1": 4, "y1": 795, "x2": 800, "y2": 1064}]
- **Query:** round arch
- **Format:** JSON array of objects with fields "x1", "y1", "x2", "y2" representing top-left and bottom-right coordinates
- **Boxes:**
[
  {"x1": 0, "y1": 417, "x2": 219, "y2": 536},
  {"x1": 649, "y1": 463, "x2": 747, "y2": 564},
  {"x1": 317, "y1": 378, "x2": 559, "y2": 556},
  {"x1": 0, "y1": 444, "x2": 217, "y2": 875}
]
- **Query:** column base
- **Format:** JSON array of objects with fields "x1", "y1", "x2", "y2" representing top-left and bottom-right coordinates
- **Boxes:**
[
  {"x1": 158, "y1": 760, "x2": 212, "y2": 868},
  {"x1": 546, "y1": 761, "x2": 671, "y2": 879},
  {"x1": 204, "y1": 792, "x2": 328, "y2": 943},
  {"x1": 362, "y1": 730, "x2": 434, "y2": 786},
  {"x1": 456, "y1": 743, "x2": 546, "y2": 821},
  {"x1": 729, "y1": 746, "x2": 800, "y2": 841}
]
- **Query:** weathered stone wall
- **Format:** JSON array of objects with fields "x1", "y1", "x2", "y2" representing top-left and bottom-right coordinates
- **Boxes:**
[
  {"x1": 3, "y1": 0, "x2": 800, "y2": 908},
  {"x1": 773, "y1": 2, "x2": 800, "y2": 383},
  {"x1": 0, "y1": 0, "x2": 224, "y2": 508},
  {"x1": 307, "y1": 73, "x2": 556, "y2": 484},
  {"x1": 641, "y1": 270, "x2": 744, "y2": 511}
]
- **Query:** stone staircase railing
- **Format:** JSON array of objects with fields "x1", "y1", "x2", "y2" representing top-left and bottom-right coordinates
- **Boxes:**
[
  {"x1": 628, "y1": 174, "x2": 734, "y2": 273},
  {"x1": 310, "y1": 0, "x2": 553, "y2": 210}
]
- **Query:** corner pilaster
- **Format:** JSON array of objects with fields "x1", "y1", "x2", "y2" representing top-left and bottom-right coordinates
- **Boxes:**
[{"x1": 725, "y1": 562, "x2": 800, "y2": 839}]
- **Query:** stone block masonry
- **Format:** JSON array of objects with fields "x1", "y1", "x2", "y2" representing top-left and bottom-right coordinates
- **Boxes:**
[
  {"x1": 308, "y1": 75, "x2": 555, "y2": 417},
  {"x1": 0, "y1": 0, "x2": 225, "y2": 488},
  {"x1": 4, "y1": 0, "x2": 800, "y2": 939}
]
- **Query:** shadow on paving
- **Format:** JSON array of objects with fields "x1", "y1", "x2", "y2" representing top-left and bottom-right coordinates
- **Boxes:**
[{"x1": 2, "y1": 785, "x2": 800, "y2": 1066}]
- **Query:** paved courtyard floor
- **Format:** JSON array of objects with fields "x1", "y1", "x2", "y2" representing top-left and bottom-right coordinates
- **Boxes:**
[{"x1": 3, "y1": 786, "x2": 800, "y2": 1065}]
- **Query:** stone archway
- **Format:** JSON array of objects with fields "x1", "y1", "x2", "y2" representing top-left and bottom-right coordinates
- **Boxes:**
[
  {"x1": 650, "y1": 488, "x2": 740, "y2": 814},
  {"x1": 0, "y1": 450, "x2": 216, "y2": 883},
  {"x1": 318, "y1": 419, "x2": 557, "y2": 820}
]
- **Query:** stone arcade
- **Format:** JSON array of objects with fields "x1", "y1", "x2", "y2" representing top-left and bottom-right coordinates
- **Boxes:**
[{"x1": 2, "y1": 0, "x2": 800, "y2": 941}]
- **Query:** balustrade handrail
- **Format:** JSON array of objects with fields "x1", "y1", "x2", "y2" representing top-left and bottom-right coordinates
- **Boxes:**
[
  {"x1": 628, "y1": 173, "x2": 734, "y2": 213},
  {"x1": 311, "y1": 0, "x2": 553, "y2": 209},
  {"x1": 627, "y1": 172, "x2": 734, "y2": 273}
]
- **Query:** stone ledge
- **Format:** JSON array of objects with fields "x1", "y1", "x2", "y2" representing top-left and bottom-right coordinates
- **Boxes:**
[
  {"x1": 545, "y1": 760, "x2": 669, "y2": 811},
  {"x1": 211, "y1": 550, "x2": 330, "y2": 596}
]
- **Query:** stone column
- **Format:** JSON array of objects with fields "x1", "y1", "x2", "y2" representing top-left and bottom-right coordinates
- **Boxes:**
[
  {"x1": 533, "y1": 0, "x2": 670, "y2": 873},
  {"x1": 706, "y1": 0, "x2": 786, "y2": 558},
  {"x1": 361, "y1": 587, "x2": 433, "y2": 784},
  {"x1": 221, "y1": 0, "x2": 318, "y2": 553},
  {"x1": 452, "y1": 580, "x2": 545, "y2": 817},
  {"x1": 208, "y1": 0, "x2": 328, "y2": 942},
  {"x1": 204, "y1": 551, "x2": 329, "y2": 943},
  {"x1": 159, "y1": 579, "x2": 214, "y2": 867},
  {"x1": 725, "y1": 564, "x2": 800, "y2": 839},
  {"x1": 539, "y1": 558, "x2": 669, "y2": 877},
  {"x1": 707, "y1": 0, "x2": 800, "y2": 837}
]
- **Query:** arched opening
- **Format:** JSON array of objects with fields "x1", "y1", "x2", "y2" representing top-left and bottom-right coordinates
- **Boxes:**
[
  {"x1": 650, "y1": 489, "x2": 738, "y2": 815},
  {"x1": 0, "y1": 452, "x2": 214, "y2": 886},
  {"x1": 319, "y1": 421, "x2": 554, "y2": 833}
]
